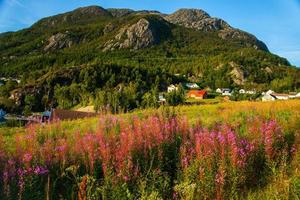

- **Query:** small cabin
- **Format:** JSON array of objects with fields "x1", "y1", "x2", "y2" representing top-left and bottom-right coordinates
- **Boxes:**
[
  {"x1": 167, "y1": 84, "x2": 178, "y2": 93},
  {"x1": 239, "y1": 89, "x2": 246, "y2": 94}
]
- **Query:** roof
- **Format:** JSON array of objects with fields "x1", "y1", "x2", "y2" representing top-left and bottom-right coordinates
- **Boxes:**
[
  {"x1": 50, "y1": 109, "x2": 98, "y2": 121},
  {"x1": 272, "y1": 93, "x2": 289, "y2": 97},
  {"x1": 187, "y1": 90, "x2": 207, "y2": 97}
]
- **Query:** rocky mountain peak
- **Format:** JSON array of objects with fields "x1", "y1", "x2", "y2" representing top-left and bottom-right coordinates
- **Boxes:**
[
  {"x1": 107, "y1": 8, "x2": 134, "y2": 17},
  {"x1": 103, "y1": 18, "x2": 164, "y2": 51},
  {"x1": 73, "y1": 6, "x2": 110, "y2": 16},
  {"x1": 164, "y1": 8, "x2": 268, "y2": 51},
  {"x1": 166, "y1": 9, "x2": 210, "y2": 24}
]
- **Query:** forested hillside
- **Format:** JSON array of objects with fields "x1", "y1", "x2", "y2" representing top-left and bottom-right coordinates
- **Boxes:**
[{"x1": 0, "y1": 6, "x2": 299, "y2": 113}]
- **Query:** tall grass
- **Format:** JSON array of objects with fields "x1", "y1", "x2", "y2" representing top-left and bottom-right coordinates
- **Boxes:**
[{"x1": 0, "y1": 106, "x2": 298, "y2": 199}]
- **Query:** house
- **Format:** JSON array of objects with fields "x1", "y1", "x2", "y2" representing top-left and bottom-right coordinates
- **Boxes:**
[
  {"x1": 222, "y1": 89, "x2": 232, "y2": 96},
  {"x1": 187, "y1": 90, "x2": 207, "y2": 99},
  {"x1": 262, "y1": 94, "x2": 277, "y2": 102},
  {"x1": 158, "y1": 93, "x2": 166, "y2": 103},
  {"x1": 216, "y1": 88, "x2": 222, "y2": 93},
  {"x1": 49, "y1": 109, "x2": 98, "y2": 121},
  {"x1": 288, "y1": 92, "x2": 300, "y2": 99},
  {"x1": 239, "y1": 89, "x2": 246, "y2": 94},
  {"x1": 167, "y1": 84, "x2": 178, "y2": 93},
  {"x1": 271, "y1": 93, "x2": 289, "y2": 100},
  {"x1": 185, "y1": 83, "x2": 199, "y2": 89},
  {"x1": 246, "y1": 90, "x2": 256, "y2": 95}
]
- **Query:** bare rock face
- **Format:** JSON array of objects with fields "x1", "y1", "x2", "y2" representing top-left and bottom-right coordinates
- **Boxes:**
[
  {"x1": 165, "y1": 9, "x2": 269, "y2": 51},
  {"x1": 165, "y1": 9, "x2": 230, "y2": 31},
  {"x1": 165, "y1": 9, "x2": 210, "y2": 27},
  {"x1": 103, "y1": 18, "x2": 158, "y2": 51},
  {"x1": 229, "y1": 62, "x2": 246, "y2": 85},
  {"x1": 44, "y1": 32, "x2": 78, "y2": 51}
]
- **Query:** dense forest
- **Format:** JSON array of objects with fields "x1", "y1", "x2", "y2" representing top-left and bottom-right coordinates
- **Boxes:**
[{"x1": 0, "y1": 6, "x2": 299, "y2": 113}]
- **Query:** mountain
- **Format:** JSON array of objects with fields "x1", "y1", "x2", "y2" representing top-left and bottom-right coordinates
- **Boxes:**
[{"x1": 0, "y1": 6, "x2": 299, "y2": 112}]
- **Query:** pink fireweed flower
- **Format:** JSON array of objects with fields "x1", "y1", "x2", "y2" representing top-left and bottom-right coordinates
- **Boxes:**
[
  {"x1": 34, "y1": 166, "x2": 49, "y2": 175},
  {"x1": 22, "y1": 153, "x2": 32, "y2": 163}
]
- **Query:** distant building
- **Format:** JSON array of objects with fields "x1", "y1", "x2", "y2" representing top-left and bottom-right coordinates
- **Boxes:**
[
  {"x1": 216, "y1": 88, "x2": 222, "y2": 93},
  {"x1": 167, "y1": 84, "x2": 178, "y2": 93},
  {"x1": 262, "y1": 94, "x2": 277, "y2": 102},
  {"x1": 158, "y1": 93, "x2": 166, "y2": 103},
  {"x1": 185, "y1": 83, "x2": 199, "y2": 89},
  {"x1": 288, "y1": 92, "x2": 300, "y2": 99},
  {"x1": 271, "y1": 93, "x2": 289, "y2": 100},
  {"x1": 216, "y1": 88, "x2": 232, "y2": 96},
  {"x1": 246, "y1": 90, "x2": 256, "y2": 95},
  {"x1": 49, "y1": 109, "x2": 98, "y2": 121},
  {"x1": 187, "y1": 90, "x2": 207, "y2": 99},
  {"x1": 222, "y1": 89, "x2": 232, "y2": 96},
  {"x1": 239, "y1": 89, "x2": 246, "y2": 94}
]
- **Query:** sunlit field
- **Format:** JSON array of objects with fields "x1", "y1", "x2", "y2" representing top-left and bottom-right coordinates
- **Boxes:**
[{"x1": 0, "y1": 100, "x2": 300, "y2": 199}]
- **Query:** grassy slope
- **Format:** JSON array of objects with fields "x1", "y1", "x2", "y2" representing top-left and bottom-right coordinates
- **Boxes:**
[{"x1": 1, "y1": 99, "x2": 300, "y2": 136}]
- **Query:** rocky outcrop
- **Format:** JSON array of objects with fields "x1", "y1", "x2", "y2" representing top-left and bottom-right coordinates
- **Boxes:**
[
  {"x1": 103, "y1": 18, "x2": 159, "y2": 51},
  {"x1": 165, "y1": 9, "x2": 210, "y2": 27},
  {"x1": 107, "y1": 8, "x2": 134, "y2": 17},
  {"x1": 229, "y1": 62, "x2": 246, "y2": 85},
  {"x1": 44, "y1": 32, "x2": 78, "y2": 51},
  {"x1": 165, "y1": 9, "x2": 268, "y2": 51}
]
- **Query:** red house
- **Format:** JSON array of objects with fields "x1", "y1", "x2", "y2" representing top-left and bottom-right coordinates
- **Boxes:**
[{"x1": 187, "y1": 90, "x2": 207, "y2": 99}]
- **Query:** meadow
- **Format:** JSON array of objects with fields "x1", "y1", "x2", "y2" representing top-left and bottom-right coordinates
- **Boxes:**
[{"x1": 0, "y1": 100, "x2": 300, "y2": 199}]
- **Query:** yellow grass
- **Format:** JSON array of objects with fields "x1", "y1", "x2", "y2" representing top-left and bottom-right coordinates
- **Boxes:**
[{"x1": 1, "y1": 99, "x2": 300, "y2": 137}]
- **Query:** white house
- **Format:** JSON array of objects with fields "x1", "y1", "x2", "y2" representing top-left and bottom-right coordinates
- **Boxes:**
[
  {"x1": 216, "y1": 88, "x2": 222, "y2": 93},
  {"x1": 239, "y1": 89, "x2": 246, "y2": 94},
  {"x1": 167, "y1": 84, "x2": 178, "y2": 93},
  {"x1": 222, "y1": 89, "x2": 232, "y2": 96},
  {"x1": 158, "y1": 93, "x2": 166, "y2": 102},
  {"x1": 185, "y1": 83, "x2": 199, "y2": 89},
  {"x1": 246, "y1": 90, "x2": 256, "y2": 95},
  {"x1": 297, "y1": 93, "x2": 300, "y2": 98},
  {"x1": 262, "y1": 94, "x2": 277, "y2": 102},
  {"x1": 288, "y1": 92, "x2": 297, "y2": 99}
]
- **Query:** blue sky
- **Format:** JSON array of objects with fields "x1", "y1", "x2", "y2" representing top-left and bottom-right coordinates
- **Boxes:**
[{"x1": 0, "y1": 0, "x2": 299, "y2": 66}]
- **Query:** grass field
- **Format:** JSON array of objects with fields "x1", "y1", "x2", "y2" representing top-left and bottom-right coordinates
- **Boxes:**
[{"x1": 0, "y1": 100, "x2": 300, "y2": 199}]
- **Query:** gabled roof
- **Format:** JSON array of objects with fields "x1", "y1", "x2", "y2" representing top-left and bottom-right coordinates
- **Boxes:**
[
  {"x1": 50, "y1": 109, "x2": 98, "y2": 121},
  {"x1": 187, "y1": 90, "x2": 207, "y2": 96}
]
